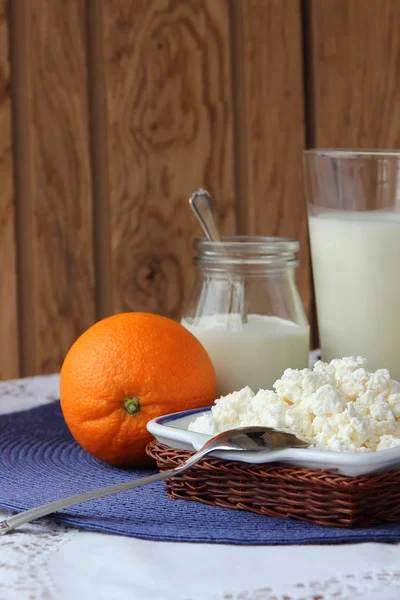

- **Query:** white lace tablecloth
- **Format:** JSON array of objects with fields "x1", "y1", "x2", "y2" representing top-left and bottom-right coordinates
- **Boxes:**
[{"x1": 2, "y1": 375, "x2": 400, "y2": 600}]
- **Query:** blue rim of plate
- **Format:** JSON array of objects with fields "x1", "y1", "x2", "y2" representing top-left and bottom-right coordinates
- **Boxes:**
[{"x1": 155, "y1": 406, "x2": 210, "y2": 425}]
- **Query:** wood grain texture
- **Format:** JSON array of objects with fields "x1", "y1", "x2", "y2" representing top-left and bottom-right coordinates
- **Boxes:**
[
  {"x1": 101, "y1": 0, "x2": 236, "y2": 319},
  {"x1": 0, "y1": 0, "x2": 18, "y2": 379},
  {"x1": 86, "y1": 0, "x2": 113, "y2": 320},
  {"x1": 14, "y1": 0, "x2": 94, "y2": 375},
  {"x1": 231, "y1": 0, "x2": 311, "y2": 317},
  {"x1": 308, "y1": 0, "x2": 400, "y2": 147}
]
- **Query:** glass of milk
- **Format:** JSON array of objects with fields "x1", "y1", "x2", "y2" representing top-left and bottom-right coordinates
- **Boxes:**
[
  {"x1": 304, "y1": 149, "x2": 400, "y2": 379},
  {"x1": 181, "y1": 236, "x2": 310, "y2": 396}
]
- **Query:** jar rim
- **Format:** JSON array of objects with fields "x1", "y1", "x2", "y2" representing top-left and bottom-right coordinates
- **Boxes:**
[
  {"x1": 193, "y1": 235, "x2": 299, "y2": 269},
  {"x1": 194, "y1": 235, "x2": 299, "y2": 254}
]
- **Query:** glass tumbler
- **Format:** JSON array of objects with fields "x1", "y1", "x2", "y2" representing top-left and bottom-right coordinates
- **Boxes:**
[{"x1": 303, "y1": 149, "x2": 400, "y2": 379}]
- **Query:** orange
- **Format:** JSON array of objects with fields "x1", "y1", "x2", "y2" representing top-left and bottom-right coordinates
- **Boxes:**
[{"x1": 60, "y1": 312, "x2": 216, "y2": 467}]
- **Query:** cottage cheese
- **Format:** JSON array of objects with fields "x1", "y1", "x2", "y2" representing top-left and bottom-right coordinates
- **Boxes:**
[{"x1": 188, "y1": 357, "x2": 400, "y2": 452}]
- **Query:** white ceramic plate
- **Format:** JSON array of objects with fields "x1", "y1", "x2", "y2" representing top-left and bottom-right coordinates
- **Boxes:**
[{"x1": 147, "y1": 407, "x2": 400, "y2": 477}]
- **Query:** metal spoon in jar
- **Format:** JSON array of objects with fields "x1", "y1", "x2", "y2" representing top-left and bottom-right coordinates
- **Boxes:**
[
  {"x1": 189, "y1": 188, "x2": 223, "y2": 243},
  {"x1": 189, "y1": 188, "x2": 247, "y2": 323},
  {"x1": 0, "y1": 426, "x2": 309, "y2": 535}
]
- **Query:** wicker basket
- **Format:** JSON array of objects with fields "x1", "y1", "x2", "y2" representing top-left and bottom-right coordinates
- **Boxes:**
[{"x1": 146, "y1": 440, "x2": 400, "y2": 528}]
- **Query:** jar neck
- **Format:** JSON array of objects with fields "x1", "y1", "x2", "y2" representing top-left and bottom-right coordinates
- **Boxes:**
[{"x1": 193, "y1": 236, "x2": 299, "y2": 275}]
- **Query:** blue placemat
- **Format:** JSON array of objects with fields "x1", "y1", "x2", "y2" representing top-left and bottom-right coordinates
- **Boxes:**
[{"x1": 1, "y1": 402, "x2": 400, "y2": 545}]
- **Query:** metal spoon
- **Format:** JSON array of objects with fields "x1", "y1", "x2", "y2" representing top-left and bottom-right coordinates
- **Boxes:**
[
  {"x1": 189, "y1": 188, "x2": 222, "y2": 242},
  {"x1": 0, "y1": 426, "x2": 309, "y2": 535},
  {"x1": 189, "y1": 188, "x2": 247, "y2": 323}
]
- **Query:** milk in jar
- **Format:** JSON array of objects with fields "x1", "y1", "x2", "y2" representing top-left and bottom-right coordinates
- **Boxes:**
[
  {"x1": 182, "y1": 314, "x2": 309, "y2": 396},
  {"x1": 309, "y1": 210, "x2": 400, "y2": 379},
  {"x1": 181, "y1": 236, "x2": 310, "y2": 396}
]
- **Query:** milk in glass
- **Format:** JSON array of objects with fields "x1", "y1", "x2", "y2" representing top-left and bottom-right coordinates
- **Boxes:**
[{"x1": 309, "y1": 210, "x2": 400, "y2": 379}]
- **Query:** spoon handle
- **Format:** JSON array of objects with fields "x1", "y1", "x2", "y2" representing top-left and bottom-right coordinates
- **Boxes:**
[
  {"x1": 0, "y1": 469, "x2": 175, "y2": 535},
  {"x1": 189, "y1": 189, "x2": 222, "y2": 242},
  {"x1": 0, "y1": 444, "x2": 214, "y2": 535},
  {"x1": 189, "y1": 188, "x2": 248, "y2": 325}
]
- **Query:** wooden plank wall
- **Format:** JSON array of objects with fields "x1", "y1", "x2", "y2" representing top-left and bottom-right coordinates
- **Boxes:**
[
  {"x1": 0, "y1": 0, "x2": 17, "y2": 379},
  {"x1": 307, "y1": 0, "x2": 400, "y2": 149},
  {"x1": 1, "y1": 0, "x2": 400, "y2": 379},
  {"x1": 11, "y1": 0, "x2": 95, "y2": 377},
  {"x1": 232, "y1": 0, "x2": 310, "y2": 315},
  {"x1": 101, "y1": 0, "x2": 237, "y2": 318}
]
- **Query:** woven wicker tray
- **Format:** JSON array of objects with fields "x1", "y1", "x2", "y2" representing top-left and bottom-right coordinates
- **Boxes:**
[{"x1": 146, "y1": 440, "x2": 400, "y2": 528}]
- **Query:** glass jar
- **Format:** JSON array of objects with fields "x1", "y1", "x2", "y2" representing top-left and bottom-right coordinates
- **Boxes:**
[{"x1": 181, "y1": 236, "x2": 310, "y2": 396}]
